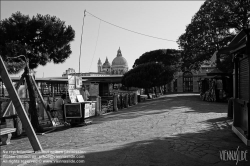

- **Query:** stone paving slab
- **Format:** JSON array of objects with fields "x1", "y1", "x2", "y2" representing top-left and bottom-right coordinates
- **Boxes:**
[{"x1": 1, "y1": 93, "x2": 250, "y2": 166}]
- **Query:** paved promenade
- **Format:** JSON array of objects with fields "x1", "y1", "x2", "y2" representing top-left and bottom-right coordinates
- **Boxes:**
[{"x1": 1, "y1": 93, "x2": 250, "y2": 166}]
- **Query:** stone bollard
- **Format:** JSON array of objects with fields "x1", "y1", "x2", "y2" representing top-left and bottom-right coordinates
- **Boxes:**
[
  {"x1": 118, "y1": 94, "x2": 122, "y2": 109},
  {"x1": 128, "y1": 93, "x2": 131, "y2": 106},
  {"x1": 130, "y1": 93, "x2": 134, "y2": 105},
  {"x1": 124, "y1": 93, "x2": 128, "y2": 108},
  {"x1": 131, "y1": 93, "x2": 134, "y2": 105},
  {"x1": 121, "y1": 94, "x2": 125, "y2": 109},
  {"x1": 117, "y1": 94, "x2": 120, "y2": 109},
  {"x1": 134, "y1": 93, "x2": 137, "y2": 105},
  {"x1": 96, "y1": 96, "x2": 101, "y2": 116},
  {"x1": 113, "y1": 93, "x2": 118, "y2": 112}
]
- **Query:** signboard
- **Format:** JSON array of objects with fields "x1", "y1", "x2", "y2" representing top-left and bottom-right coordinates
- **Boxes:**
[
  {"x1": 75, "y1": 76, "x2": 82, "y2": 89},
  {"x1": 84, "y1": 103, "x2": 91, "y2": 118},
  {"x1": 64, "y1": 103, "x2": 82, "y2": 118},
  {"x1": 89, "y1": 103, "x2": 95, "y2": 117},
  {"x1": 76, "y1": 95, "x2": 84, "y2": 102},
  {"x1": 89, "y1": 83, "x2": 99, "y2": 96},
  {"x1": 68, "y1": 89, "x2": 76, "y2": 103},
  {"x1": 68, "y1": 89, "x2": 80, "y2": 103},
  {"x1": 68, "y1": 75, "x2": 75, "y2": 86},
  {"x1": 68, "y1": 85, "x2": 75, "y2": 90}
]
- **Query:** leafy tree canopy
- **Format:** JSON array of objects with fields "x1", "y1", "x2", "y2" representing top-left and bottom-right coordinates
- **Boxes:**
[
  {"x1": 0, "y1": 11, "x2": 75, "y2": 131},
  {"x1": 133, "y1": 49, "x2": 182, "y2": 70},
  {"x1": 177, "y1": 0, "x2": 250, "y2": 72},
  {"x1": 122, "y1": 62, "x2": 175, "y2": 89},
  {"x1": 0, "y1": 11, "x2": 75, "y2": 74}
]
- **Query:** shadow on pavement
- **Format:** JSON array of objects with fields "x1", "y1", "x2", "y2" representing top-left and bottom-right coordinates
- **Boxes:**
[
  {"x1": 93, "y1": 94, "x2": 228, "y2": 124},
  {"x1": 38, "y1": 94, "x2": 250, "y2": 166},
  {"x1": 2, "y1": 94, "x2": 250, "y2": 166},
  {"x1": 40, "y1": 117, "x2": 250, "y2": 166}
]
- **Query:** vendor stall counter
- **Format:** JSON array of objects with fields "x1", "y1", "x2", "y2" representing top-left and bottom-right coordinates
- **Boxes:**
[{"x1": 64, "y1": 101, "x2": 97, "y2": 125}]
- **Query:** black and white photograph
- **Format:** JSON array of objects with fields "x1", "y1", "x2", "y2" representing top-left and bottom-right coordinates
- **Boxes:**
[{"x1": 0, "y1": 0, "x2": 250, "y2": 166}]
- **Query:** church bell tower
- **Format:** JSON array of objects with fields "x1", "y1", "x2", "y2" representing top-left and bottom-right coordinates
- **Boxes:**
[{"x1": 97, "y1": 58, "x2": 102, "y2": 72}]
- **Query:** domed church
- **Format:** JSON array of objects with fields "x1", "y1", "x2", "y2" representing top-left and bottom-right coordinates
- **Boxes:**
[{"x1": 97, "y1": 47, "x2": 128, "y2": 75}]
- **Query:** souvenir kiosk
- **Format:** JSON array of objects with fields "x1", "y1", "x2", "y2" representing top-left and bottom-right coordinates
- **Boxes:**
[
  {"x1": 218, "y1": 29, "x2": 250, "y2": 145},
  {"x1": 63, "y1": 75, "x2": 97, "y2": 126},
  {"x1": 64, "y1": 100, "x2": 96, "y2": 126},
  {"x1": 199, "y1": 68, "x2": 232, "y2": 102}
]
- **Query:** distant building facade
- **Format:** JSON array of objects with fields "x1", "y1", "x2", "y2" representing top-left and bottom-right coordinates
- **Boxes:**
[
  {"x1": 166, "y1": 61, "x2": 216, "y2": 93},
  {"x1": 97, "y1": 47, "x2": 129, "y2": 75},
  {"x1": 62, "y1": 47, "x2": 129, "y2": 77},
  {"x1": 62, "y1": 68, "x2": 76, "y2": 77}
]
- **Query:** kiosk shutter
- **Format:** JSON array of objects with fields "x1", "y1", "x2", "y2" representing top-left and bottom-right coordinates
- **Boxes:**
[{"x1": 239, "y1": 57, "x2": 249, "y2": 101}]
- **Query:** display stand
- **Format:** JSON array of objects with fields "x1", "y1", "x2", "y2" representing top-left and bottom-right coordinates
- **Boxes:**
[{"x1": 64, "y1": 101, "x2": 96, "y2": 126}]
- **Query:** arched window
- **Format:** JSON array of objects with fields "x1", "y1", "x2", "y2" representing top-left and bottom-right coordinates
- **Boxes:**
[{"x1": 183, "y1": 71, "x2": 193, "y2": 92}]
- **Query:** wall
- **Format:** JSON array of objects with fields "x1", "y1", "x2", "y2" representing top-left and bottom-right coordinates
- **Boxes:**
[{"x1": 177, "y1": 76, "x2": 183, "y2": 92}]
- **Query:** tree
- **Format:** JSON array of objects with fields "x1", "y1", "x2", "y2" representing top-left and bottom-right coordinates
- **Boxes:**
[
  {"x1": 177, "y1": 0, "x2": 250, "y2": 73},
  {"x1": 0, "y1": 11, "x2": 75, "y2": 131},
  {"x1": 122, "y1": 62, "x2": 175, "y2": 98},
  {"x1": 132, "y1": 49, "x2": 181, "y2": 95},
  {"x1": 133, "y1": 49, "x2": 182, "y2": 69}
]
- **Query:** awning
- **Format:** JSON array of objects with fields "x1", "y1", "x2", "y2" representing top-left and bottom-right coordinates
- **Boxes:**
[
  {"x1": 199, "y1": 75, "x2": 229, "y2": 81},
  {"x1": 206, "y1": 68, "x2": 226, "y2": 76},
  {"x1": 199, "y1": 76, "x2": 216, "y2": 81}
]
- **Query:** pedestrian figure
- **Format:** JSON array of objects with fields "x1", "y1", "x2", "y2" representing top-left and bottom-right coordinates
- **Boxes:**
[
  {"x1": 80, "y1": 85, "x2": 90, "y2": 101},
  {"x1": 54, "y1": 93, "x2": 66, "y2": 122}
]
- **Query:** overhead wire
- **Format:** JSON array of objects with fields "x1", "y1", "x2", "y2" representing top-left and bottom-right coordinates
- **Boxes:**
[
  {"x1": 85, "y1": 10, "x2": 177, "y2": 42},
  {"x1": 88, "y1": 20, "x2": 101, "y2": 72}
]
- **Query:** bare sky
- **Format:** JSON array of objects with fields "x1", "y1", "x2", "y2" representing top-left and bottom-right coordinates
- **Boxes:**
[{"x1": 1, "y1": 1, "x2": 205, "y2": 78}]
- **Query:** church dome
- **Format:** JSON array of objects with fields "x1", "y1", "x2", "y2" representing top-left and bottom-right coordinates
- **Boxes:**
[
  {"x1": 102, "y1": 57, "x2": 111, "y2": 68},
  {"x1": 112, "y1": 47, "x2": 128, "y2": 67}
]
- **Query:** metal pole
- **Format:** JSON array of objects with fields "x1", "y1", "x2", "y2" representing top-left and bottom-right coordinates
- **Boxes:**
[{"x1": 79, "y1": 9, "x2": 86, "y2": 73}]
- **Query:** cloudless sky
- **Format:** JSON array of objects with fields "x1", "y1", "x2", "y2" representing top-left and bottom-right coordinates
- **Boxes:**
[{"x1": 1, "y1": 1, "x2": 205, "y2": 78}]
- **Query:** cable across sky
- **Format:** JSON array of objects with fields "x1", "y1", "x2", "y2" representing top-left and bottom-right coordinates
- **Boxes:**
[
  {"x1": 85, "y1": 10, "x2": 177, "y2": 42},
  {"x1": 88, "y1": 20, "x2": 101, "y2": 72}
]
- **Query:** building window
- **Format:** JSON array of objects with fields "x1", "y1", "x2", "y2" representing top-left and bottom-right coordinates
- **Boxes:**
[{"x1": 183, "y1": 71, "x2": 193, "y2": 92}]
